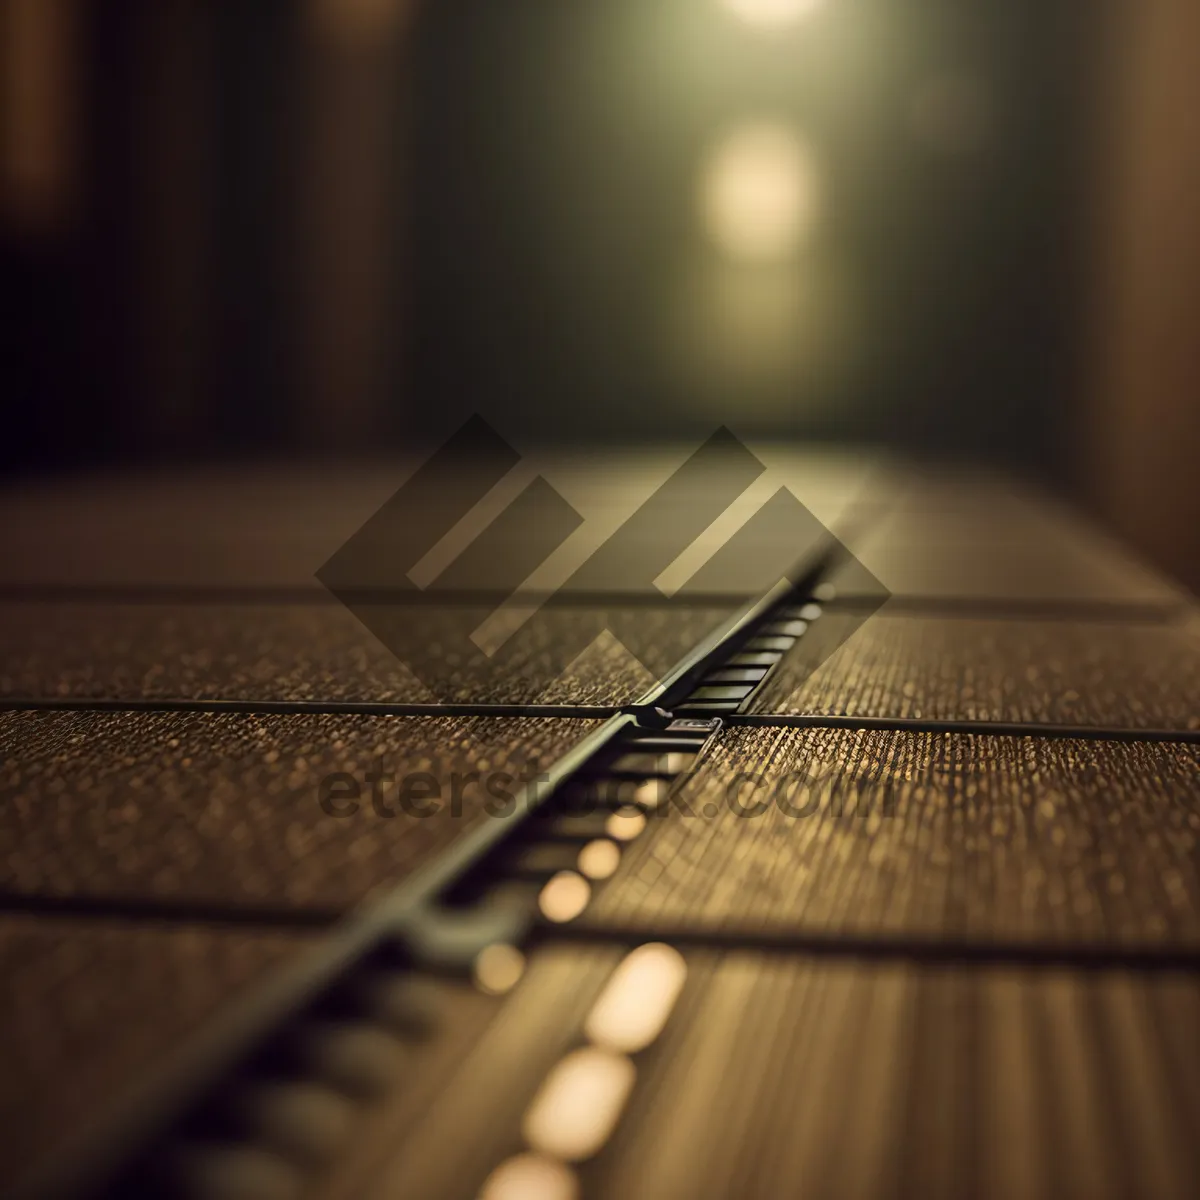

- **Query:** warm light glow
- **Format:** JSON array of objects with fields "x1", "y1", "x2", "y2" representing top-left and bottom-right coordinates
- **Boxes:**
[
  {"x1": 523, "y1": 1048, "x2": 636, "y2": 1162},
  {"x1": 700, "y1": 122, "x2": 820, "y2": 262},
  {"x1": 605, "y1": 807, "x2": 648, "y2": 842},
  {"x1": 634, "y1": 779, "x2": 669, "y2": 810},
  {"x1": 584, "y1": 944, "x2": 688, "y2": 1054},
  {"x1": 722, "y1": 0, "x2": 824, "y2": 31},
  {"x1": 538, "y1": 871, "x2": 591, "y2": 923},
  {"x1": 478, "y1": 1153, "x2": 579, "y2": 1200},
  {"x1": 577, "y1": 839, "x2": 621, "y2": 881},
  {"x1": 473, "y1": 944, "x2": 526, "y2": 996}
]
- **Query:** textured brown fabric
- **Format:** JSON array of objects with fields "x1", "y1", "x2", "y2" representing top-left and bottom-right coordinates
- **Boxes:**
[
  {"x1": 583, "y1": 727, "x2": 1200, "y2": 946},
  {"x1": 0, "y1": 602, "x2": 733, "y2": 705},
  {"x1": 1, "y1": 459, "x2": 1196, "y2": 1198},
  {"x1": 752, "y1": 612, "x2": 1200, "y2": 729},
  {"x1": 0, "y1": 711, "x2": 600, "y2": 912}
]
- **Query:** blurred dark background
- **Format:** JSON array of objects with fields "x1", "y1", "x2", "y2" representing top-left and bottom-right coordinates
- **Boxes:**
[{"x1": 1, "y1": 0, "x2": 1197, "y2": 589}]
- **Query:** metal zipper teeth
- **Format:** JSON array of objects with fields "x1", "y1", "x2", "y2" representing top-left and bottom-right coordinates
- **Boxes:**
[
  {"x1": 10, "y1": 711, "x2": 631, "y2": 1200},
  {"x1": 88, "y1": 716, "x2": 728, "y2": 1200},
  {"x1": 117, "y1": 665, "x2": 779, "y2": 1195},
  {"x1": 18, "y1": 571, "x2": 838, "y2": 1200},
  {"x1": 111, "y1": 942, "x2": 463, "y2": 1199},
  {"x1": 426, "y1": 572, "x2": 841, "y2": 923},
  {"x1": 667, "y1": 601, "x2": 831, "y2": 719}
]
